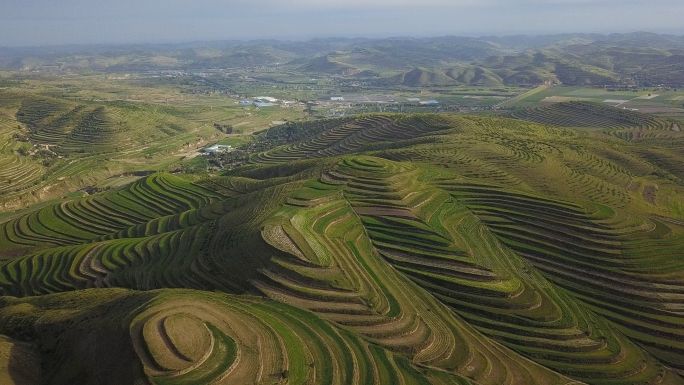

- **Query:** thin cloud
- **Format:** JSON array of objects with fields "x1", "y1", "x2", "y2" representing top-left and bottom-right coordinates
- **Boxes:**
[{"x1": 0, "y1": 0, "x2": 681, "y2": 46}]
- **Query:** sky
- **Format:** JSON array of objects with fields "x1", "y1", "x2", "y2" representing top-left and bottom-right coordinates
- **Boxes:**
[{"x1": 1, "y1": 0, "x2": 683, "y2": 46}]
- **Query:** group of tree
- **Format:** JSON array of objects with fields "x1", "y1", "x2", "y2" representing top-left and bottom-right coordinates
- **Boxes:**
[{"x1": 213, "y1": 123, "x2": 233, "y2": 134}]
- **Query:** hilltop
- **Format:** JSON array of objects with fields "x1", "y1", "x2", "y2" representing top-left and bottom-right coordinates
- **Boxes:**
[
  {"x1": 381, "y1": 66, "x2": 504, "y2": 87},
  {"x1": 0, "y1": 89, "x2": 222, "y2": 210}
]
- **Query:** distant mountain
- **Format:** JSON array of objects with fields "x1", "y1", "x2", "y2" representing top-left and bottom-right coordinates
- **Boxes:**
[
  {"x1": 297, "y1": 55, "x2": 359, "y2": 75},
  {"x1": 444, "y1": 65, "x2": 504, "y2": 85},
  {"x1": 381, "y1": 66, "x2": 504, "y2": 86},
  {"x1": 192, "y1": 45, "x2": 299, "y2": 68},
  {"x1": 479, "y1": 51, "x2": 618, "y2": 86},
  {"x1": 1, "y1": 32, "x2": 683, "y2": 86},
  {"x1": 383, "y1": 68, "x2": 456, "y2": 86}
]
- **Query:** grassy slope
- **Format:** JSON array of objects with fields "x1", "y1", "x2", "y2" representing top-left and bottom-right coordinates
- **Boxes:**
[
  {"x1": 0, "y1": 89, "x2": 223, "y2": 210},
  {"x1": 1, "y1": 113, "x2": 684, "y2": 383}
]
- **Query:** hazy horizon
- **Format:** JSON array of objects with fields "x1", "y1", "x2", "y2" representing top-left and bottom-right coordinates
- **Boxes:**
[{"x1": 1, "y1": 0, "x2": 683, "y2": 47}]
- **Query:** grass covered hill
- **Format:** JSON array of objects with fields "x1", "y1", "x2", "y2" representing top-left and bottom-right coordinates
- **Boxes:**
[
  {"x1": 504, "y1": 101, "x2": 682, "y2": 140},
  {"x1": 0, "y1": 87, "x2": 229, "y2": 210},
  {"x1": 478, "y1": 51, "x2": 618, "y2": 86},
  {"x1": 504, "y1": 101, "x2": 673, "y2": 129},
  {"x1": 2, "y1": 113, "x2": 684, "y2": 384},
  {"x1": 4, "y1": 91, "x2": 209, "y2": 156},
  {"x1": 381, "y1": 66, "x2": 504, "y2": 87}
]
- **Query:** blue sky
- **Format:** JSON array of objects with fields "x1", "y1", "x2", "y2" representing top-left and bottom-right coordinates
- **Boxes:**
[{"x1": 1, "y1": 0, "x2": 682, "y2": 46}]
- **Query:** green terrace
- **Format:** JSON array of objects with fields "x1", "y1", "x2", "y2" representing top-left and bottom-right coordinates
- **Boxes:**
[{"x1": 2, "y1": 112, "x2": 684, "y2": 384}]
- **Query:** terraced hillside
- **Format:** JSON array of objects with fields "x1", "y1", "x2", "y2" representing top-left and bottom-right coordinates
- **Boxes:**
[
  {"x1": 0, "y1": 89, "x2": 221, "y2": 210},
  {"x1": 0, "y1": 289, "x2": 481, "y2": 385},
  {"x1": 251, "y1": 114, "x2": 454, "y2": 164},
  {"x1": 10, "y1": 93, "x2": 208, "y2": 155},
  {"x1": 0, "y1": 116, "x2": 46, "y2": 196},
  {"x1": 503, "y1": 101, "x2": 684, "y2": 143},
  {"x1": 2, "y1": 113, "x2": 684, "y2": 384},
  {"x1": 445, "y1": 182, "x2": 684, "y2": 372},
  {"x1": 504, "y1": 101, "x2": 673, "y2": 130}
]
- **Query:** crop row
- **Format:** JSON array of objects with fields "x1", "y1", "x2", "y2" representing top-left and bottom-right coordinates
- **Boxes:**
[
  {"x1": 445, "y1": 181, "x2": 684, "y2": 372},
  {"x1": 0, "y1": 220, "x2": 223, "y2": 296},
  {"x1": 334, "y1": 156, "x2": 674, "y2": 384},
  {"x1": 252, "y1": 114, "x2": 453, "y2": 164},
  {"x1": 505, "y1": 101, "x2": 671, "y2": 130},
  {"x1": 253, "y1": 162, "x2": 575, "y2": 384},
  {"x1": 0, "y1": 174, "x2": 223, "y2": 254},
  {"x1": 0, "y1": 117, "x2": 46, "y2": 196},
  {"x1": 0, "y1": 288, "x2": 470, "y2": 384},
  {"x1": 28, "y1": 105, "x2": 88, "y2": 145}
]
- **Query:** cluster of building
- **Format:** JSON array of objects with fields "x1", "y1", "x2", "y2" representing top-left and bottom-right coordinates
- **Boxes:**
[
  {"x1": 327, "y1": 95, "x2": 439, "y2": 105},
  {"x1": 236, "y1": 96, "x2": 301, "y2": 108},
  {"x1": 200, "y1": 144, "x2": 233, "y2": 155}
]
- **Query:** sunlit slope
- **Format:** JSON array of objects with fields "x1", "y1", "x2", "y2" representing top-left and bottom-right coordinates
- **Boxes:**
[
  {"x1": 0, "y1": 174, "x2": 222, "y2": 255},
  {"x1": 254, "y1": 163, "x2": 575, "y2": 385},
  {"x1": 0, "y1": 115, "x2": 46, "y2": 197},
  {"x1": 9, "y1": 92, "x2": 210, "y2": 155},
  {"x1": 504, "y1": 102, "x2": 671, "y2": 130},
  {"x1": 445, "y1": 182, "x2": 684, "y2": 373},
  {"x1": 2, "y1": 113, "x2": 684, "y2": 383},
  {"x1": 286, "y1": 156, "x2": 680, "y2": 383},
  {"x1": 252, "y1": 113, "x2": 684, "y2": 213},
  {"x1": 0, "y1": 89, "x2": 220, "y2": 209},
  {"x1": 251, "y1": 114, "x2": 455, "y2": 164},
  {"x1": 504, "y1": 101, "x2": 681, "y2": 142},
  {"x1": 0, "y1": 170, "x2": 577, "y2": 385}
]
